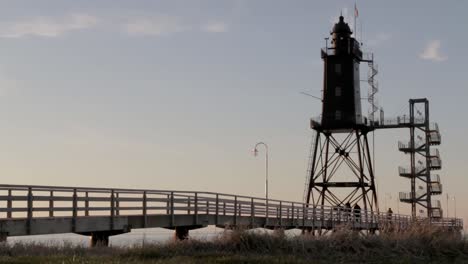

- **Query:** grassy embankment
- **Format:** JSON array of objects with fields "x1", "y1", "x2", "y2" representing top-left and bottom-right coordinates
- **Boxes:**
[{"x1": 0, "y1": 224, "x2": 466, "y2": 264}]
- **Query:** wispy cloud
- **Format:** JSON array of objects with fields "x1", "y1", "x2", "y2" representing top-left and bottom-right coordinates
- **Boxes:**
[
  {"x1": 201, "y1": 22, "x2": 228, "y2": 33},
  {"x1": 367, "y1": 33, "x2": 391, "y2": 47},
  {"x1": 123, "y1": 16, "x2": 190, "y2": 36},
  {"x1": 0, "y1": 14, "x2": 97, "y2": 38},
  {"x1": 124, "y1": 16, "x2": 229, "y2": 36},
  {"x1": 419, "y1": 40, "x2": 447, "y2": 62}
]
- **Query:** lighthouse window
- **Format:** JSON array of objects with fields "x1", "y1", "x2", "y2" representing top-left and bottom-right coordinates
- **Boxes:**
[
  {"x1": 335, "y1": 64, "x2": 342, "y2": 74},
  {"x1": 335, "y1": 111, "x2": 342, "y2": 120},
  {"x1": 335, "y1": 86, "x2": 342, "y2": 96}
]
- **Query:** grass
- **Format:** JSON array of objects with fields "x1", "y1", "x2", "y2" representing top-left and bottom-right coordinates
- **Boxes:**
[{"x1": 0, "y1": 224, "x2": 466, "y2": 263}]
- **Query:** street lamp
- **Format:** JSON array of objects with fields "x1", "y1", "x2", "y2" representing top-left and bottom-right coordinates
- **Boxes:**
[
  {"x1": 454, "y1": 196, "x2": 457, "y2": 218},
  {"x1": 253, "y1": 142, "x2": 268, "y2": 202}
]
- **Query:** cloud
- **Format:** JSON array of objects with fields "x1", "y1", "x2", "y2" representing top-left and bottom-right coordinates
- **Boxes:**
[
  {"x1": 419, "y1": 40, "x2": 447, "y2": 62},
  {"x1": 367, "y1": 33, "x2": 391, "y2": 47},
  {"x1": 201, "y1": 22, "x2": 228, "y2": 33},
  {"x1": 123, "y1": 16, "x2": 190, "y2": 36},
  {"x1": 0, "y1": 14, "x2": 97, "y2": 38}
]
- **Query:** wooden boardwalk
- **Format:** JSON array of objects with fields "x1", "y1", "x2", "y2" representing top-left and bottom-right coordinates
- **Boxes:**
[{"x1": 0, "y1": 184, "x2": 463, "y2": 246}]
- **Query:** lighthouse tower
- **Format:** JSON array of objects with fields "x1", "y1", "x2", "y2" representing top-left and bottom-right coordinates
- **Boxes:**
[
  {"x1": 304, "y1": 16, "x2": 378, "y2": 219},
  {"x1": 321, "y1": 15, "x2": 363, "y2": 130}
]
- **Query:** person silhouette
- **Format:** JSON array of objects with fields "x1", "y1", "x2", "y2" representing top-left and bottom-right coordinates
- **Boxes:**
[
  {"x1": 345, "y1": 202, "x2": 351, "y2": 221},
  {"x1": 353, "y1": 204, "x2": 361, "y2": 222},
  {"x1": 387, "y1": 208, "x2": 393, "y2": 221}
]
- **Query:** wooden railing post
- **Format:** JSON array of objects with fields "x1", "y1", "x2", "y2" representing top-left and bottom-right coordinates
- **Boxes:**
[
  {"x1": 303, "y1": 204, "x2": 306, "y2": 227},
  {"x1": 292, "y1": 203, "x2": 295, "y2": 225},
  {"x1": 312, "y1": 206, "x2": 316, "y2": 231},
  {"x1": 115, "y1": 193, "x2": 120, "y2": 216},
  {"x1": 85, "y1": 192, "x2": 89, "y2": 216},
  {"x1": 143, "y1": 191, "x2": 147, "y2": 228},
  {"x1": 72, "y1": 189, "x2": 77, "y2": 232},
  {"x1": 7, "y1": 190, "x2": 12, "y2": 218},
  {"x1": 206, "y1": 200, "x2": 209, "y2": 215},
  {"x1": 251, "y1": 198, "x2": 254, "y2": 227},
  {"x1": 48, "y1": 191, "x2": 54, "y2": 217},
  {"x1": 110, "y1": 190, "x2": 115, "y2": 230},
  {"x1": 187, "y1": 197, "x2": 191, "y2": 214},
  {"x1": 194, "y1": 193, "x2": 198, "y2": 225},
  {"x1": 279, "y1": 201, "x2": 282, "y2": 227},
  {"x1": 215, "y1": 194, "x2": 219, "y2": 225},
  {"x1": 234, "y1": 196, "x2": 238, "y2": 226},
  {"x1": 166, "y1": 194, "x2": 170, "y2": 215},
  {"x1": 223, "y1": 202, "x2": 226, "y2": 216},
  {"x1": 170, "y1": 192, "x2": 174, "y2": 227},
  {"x1": 27, "y1": 187, "x2": 33, "y2": 235}
]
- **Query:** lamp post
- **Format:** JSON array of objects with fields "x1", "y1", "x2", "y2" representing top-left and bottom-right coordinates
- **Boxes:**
[
  {"x1": 453, "y1": 195, "x2": 457, "y2": 218},
  {"x1": 446, "y1": 193, "x2": 449, "y2": 218},
  {"x1": 253, "y1": 142, "x2": 269, "y2": 224}
]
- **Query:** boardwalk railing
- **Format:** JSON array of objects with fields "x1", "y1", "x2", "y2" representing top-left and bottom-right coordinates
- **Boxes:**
[{"x1": 0, "y1": 184, "x2": 463, "y2": 238}]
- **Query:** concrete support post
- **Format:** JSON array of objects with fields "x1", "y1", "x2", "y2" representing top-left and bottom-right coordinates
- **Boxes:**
[
  {"x1": 90, "y1": 232, "x2": 110, "y2": 247},
  {"x1": 174, "y1": 226, "x2": 189, "y2": 240},
  {"x1": 0, "y1": 233, "x2": 6, "y2": 243}
]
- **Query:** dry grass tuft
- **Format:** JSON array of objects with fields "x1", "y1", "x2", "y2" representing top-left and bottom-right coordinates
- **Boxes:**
[{"x1": 0, "y1": 223, "x2": 466, "y2": 263}]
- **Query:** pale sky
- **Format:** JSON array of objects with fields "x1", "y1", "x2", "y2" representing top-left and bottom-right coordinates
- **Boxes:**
[{"x1": 0, "y1": 1, "x2": 467, "y2": 227}]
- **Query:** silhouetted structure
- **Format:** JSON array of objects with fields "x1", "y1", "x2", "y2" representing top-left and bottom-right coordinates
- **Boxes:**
[
  {"x1": 304, "y1": 16, "x2": 378, "y2": 225},
  {"x1": 303, "y1": 15, "x2": 445, "y2": 221}
]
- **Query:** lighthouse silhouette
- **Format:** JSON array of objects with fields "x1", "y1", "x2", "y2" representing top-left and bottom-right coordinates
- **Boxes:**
[
  {"x1": 321, "y1": 15, "x2": 364, "y2": 130},
  {"x1": 305, "y1": 15, "x2": 378, "y2": 228}
]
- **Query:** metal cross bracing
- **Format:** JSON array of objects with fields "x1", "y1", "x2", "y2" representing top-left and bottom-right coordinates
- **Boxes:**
[
  {"x1": 305, "y1": 98, "x2": 445, "y2": 221},
  {"x1": 304, "y1": 127, "x2": 379, "y2": 219},
  {"x1": 0, "y1": 184, "x2": 461, "y2": 245}
]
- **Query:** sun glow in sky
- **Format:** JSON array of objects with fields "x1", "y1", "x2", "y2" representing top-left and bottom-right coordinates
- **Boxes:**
[{"x1": 0, "y1": 0, "x2": 467, "y2": 228}]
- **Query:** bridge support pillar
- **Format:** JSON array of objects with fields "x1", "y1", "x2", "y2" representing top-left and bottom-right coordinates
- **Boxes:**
[
  {"x1": 174, "y1": 226, "x2": 189, "y2": 240},
  {"x1": 90, "y1": 232, "x2": 110, "y2": 247},
  {"x1": 0, "y1": 233, "x2": 7, "y2": 243},
  {"x1": 77, "y1": 230, "x2": 129, "y2": 248}
]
